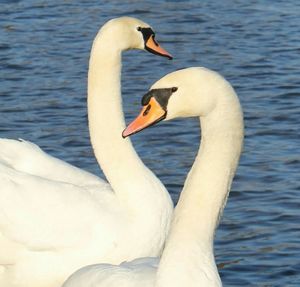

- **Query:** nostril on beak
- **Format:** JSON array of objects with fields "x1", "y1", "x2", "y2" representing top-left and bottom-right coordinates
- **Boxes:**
[{"x1": 143, "y1": 105, "x2": 151, "y2": 116}]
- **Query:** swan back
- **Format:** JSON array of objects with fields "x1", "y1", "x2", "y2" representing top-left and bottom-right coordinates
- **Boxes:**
[{"x1": 63, "y1": 258, "x2": 158, "y2": 287}]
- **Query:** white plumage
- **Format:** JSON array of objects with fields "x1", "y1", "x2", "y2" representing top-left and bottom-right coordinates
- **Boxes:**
[
  {"x1": 0, "y1": 17, "x2": 173, "y2": 287},
  {"x1": 63, "y1": 67, "x2": 244, "y2": 287}
]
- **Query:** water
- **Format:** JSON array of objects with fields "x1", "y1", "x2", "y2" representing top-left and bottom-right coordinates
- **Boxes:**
[{"x1": 1, "y1": 0, "x2": 299, "y2": 285}]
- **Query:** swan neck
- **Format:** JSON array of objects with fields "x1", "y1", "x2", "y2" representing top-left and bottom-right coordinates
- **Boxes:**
[
  {"x1": 87, "y1": 36, "x2": 170, "y2": 221},
  {"x1": 179, "y1": 118, "x2": 242, "y2": 240},
  {"x1": 156, "y1": 107, "x2": 243, "y2": 286},
  {"x1": 88, "y1": 41, "x2": 126, "y2": 189}
]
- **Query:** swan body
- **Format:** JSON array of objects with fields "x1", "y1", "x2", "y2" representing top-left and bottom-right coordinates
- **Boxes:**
[
  {"x1": 0, "y1": 138, "x2": 107, "y2": 187},
  {"x1": 63, "y1": 67, "x2": 244, "y2": 287},
  {"x1": 0, "y1": 17, "x2": 173, "y2": 287},
  {"x1": 62, "y1": 258, "x2": 158, "y2": 287}
]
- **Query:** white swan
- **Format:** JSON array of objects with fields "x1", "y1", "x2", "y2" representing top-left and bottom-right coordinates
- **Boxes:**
[
  {"x1": 0, "y1": 17, "x2": 173, "y2": 287},
  {"x1": 62, "y1": 67, "x2": 244, "y2": 287}
]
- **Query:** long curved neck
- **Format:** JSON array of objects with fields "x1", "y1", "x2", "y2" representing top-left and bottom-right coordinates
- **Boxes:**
[
  {"x1": 87, "y1": 34, "x2": 166, "y2": 212},
  {"x1": 156, "y1": 97, "x2": 243, "y2": 286}
]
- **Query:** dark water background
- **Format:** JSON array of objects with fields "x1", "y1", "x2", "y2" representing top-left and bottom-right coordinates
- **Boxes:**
[{"x1": 1, "y1": 0, "x2": 299, "y2": 286}]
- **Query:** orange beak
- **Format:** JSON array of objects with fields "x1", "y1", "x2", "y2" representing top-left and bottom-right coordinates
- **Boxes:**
[
  {"x1": 145, "y1": 35, "x2": 173, "y2": 60},
  {"x1": 122, "y1": 97, "x2": 166, "y2": 138}
]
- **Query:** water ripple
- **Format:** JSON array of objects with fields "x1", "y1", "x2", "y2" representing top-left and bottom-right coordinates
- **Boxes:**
[{"x1": 0, "y1": 1, "x2": 299, "y2": 286}]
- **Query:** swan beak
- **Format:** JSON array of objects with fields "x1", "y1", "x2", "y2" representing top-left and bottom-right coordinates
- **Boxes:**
[
  {"x1": 145, "y1": 35, "x2": 173, "y2": 60},
  {"x1": 122, "y1": 97, "x2": 166, "y2": 138}
]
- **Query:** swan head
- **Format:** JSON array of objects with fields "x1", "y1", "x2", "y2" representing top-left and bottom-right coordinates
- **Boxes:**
[
  {"x1": 98, "y1": 17, "x2": 172, "y2": 59},
  {"x1": 122, "y1": 67, "x2": 240, "y2": 137}
]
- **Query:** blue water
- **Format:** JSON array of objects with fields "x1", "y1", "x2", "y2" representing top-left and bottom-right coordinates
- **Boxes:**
[{"x1": 1, "y1": 1, "x2": 300, "y2": 286}]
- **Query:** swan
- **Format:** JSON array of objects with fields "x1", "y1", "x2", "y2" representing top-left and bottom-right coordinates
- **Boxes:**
[
  {"x1": 0, "y1": 17, "x2": 174, "y2": 287},
  {"x1": 62, "y1": 67, "x2": 244, "y2": 287}
]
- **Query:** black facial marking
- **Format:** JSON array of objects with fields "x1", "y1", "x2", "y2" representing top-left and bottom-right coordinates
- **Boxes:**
[
  {"x1": 138, "y1": 27, "x2": 155, "y2": 42},
  {"x1": 138, "y1": 27, "x2": 172, "y2": 60},
  {"x1": 141, "y1": 87, "x2": 178, "y2": 111},
  {"x1": 141, "y1": 90, "x2": 153, "y2": 106}
]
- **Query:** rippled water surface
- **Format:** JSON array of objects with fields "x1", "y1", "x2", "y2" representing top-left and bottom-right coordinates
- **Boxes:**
[{"x1": 1, "y1": 0, "x2": 300, "y2": 285}]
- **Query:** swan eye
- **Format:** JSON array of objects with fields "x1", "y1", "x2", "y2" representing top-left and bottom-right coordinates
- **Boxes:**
[
  {"x1": 137, "y1": 27, "x2": 142, "y2": 31},
  {"x1": 143, "y1": 104, "x2": 151, "y2": 116}
]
